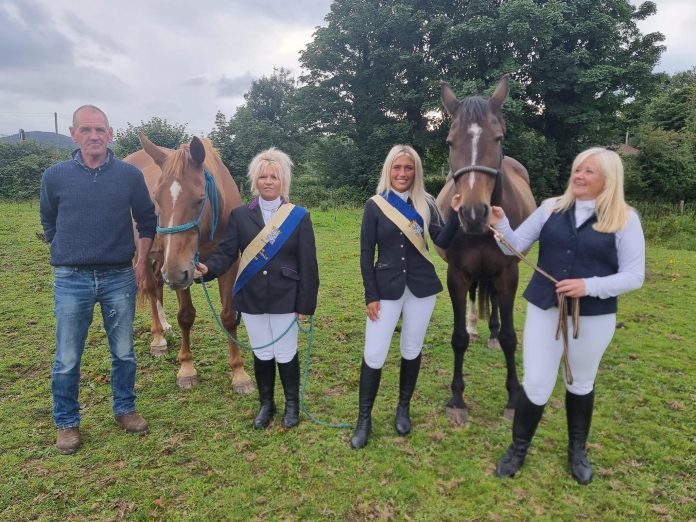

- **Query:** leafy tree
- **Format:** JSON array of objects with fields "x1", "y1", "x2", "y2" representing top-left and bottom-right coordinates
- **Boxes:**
[
  {"x1": 0, "y1": 141, "x2": 70, "y2": 200},
  {"x1": 629, "y1": 69, "x2": 696, "y2": 202},
  {"x1": 113, "y1": 117, "x2": 190, "y2": 158},
  {"x1": 299, "y1": 0, "x2": 447, "y2": 193},
  {"x1": 298, "y1": 0, "x2": 665, "y2": 198},
  {"x1": 209, "y1": 68, "x2": 306, "y2": 191},
  {"x1": 641, "y1": 68, "x2": 696, "y2": 132},
  {"x1": 634, "y1": 124, "x2": 696, "y2": 202}
]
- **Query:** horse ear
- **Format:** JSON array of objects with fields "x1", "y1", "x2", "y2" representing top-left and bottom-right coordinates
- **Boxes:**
[
  {"x1": 489, "y1": 75, "x2": 509, "y2": 112},
  {"x1": 190, "y1": 137, "x2": 205, "y2": 166},
  {"x1": 139, "y1": 133, "x2": 168, "y2": 166},
  {"x1": 441, "y1": 81, "x2": 460, "y2": 117}
]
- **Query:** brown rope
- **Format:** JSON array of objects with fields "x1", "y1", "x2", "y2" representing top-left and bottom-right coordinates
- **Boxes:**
[{"x1": 489, "y1": 225, "x2": 578, "y2": 384}]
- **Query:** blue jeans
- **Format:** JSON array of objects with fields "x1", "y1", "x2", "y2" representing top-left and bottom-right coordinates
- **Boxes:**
[{"x1": 52, "y1": 265, "x2": 138, "y2": 428}]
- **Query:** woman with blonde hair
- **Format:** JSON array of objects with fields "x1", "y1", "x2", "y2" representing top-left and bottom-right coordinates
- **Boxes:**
[
  {"x1": 490, "y1": 147, "x2": 645, "y2": 483},
  {"x1": 350, "y1": 145, "x2": 460, "y2": 449},
  {"x1": 196, "y1": 148, "x2": 319, "y2": 430}
]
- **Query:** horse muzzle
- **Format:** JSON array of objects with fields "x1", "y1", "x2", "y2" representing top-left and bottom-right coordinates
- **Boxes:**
[
  {"x1": 161, "y1": 266, "x2": 195, "y2": 290},
  {"x1": 457, "y1": 203, "x2": 490, "y2": 235}
]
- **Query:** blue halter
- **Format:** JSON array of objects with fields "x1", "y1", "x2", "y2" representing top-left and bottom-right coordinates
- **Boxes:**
[{"x1": 156, "y1": 169, "x2": 219, "y2": 242}]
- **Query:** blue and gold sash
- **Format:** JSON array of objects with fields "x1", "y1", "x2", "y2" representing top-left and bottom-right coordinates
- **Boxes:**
[
  {"x1": 371, "y1": 192, "x2": 433, "y2": 264},
  {"x1": 233, "y1": 203, "x2": 307, "y2": 295}
]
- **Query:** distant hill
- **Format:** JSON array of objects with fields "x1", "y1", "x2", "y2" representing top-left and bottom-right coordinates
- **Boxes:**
[{"x1": 0, "y1": 131, "x2": 74, "y2": 149}]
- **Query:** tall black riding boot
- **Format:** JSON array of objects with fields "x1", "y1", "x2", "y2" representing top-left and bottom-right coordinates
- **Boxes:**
[
  {"x1": 496, "y1": 389, "x2": 545, "y2": 478},
  {"x1": 253, "y1": 355, "x2": 276, "y2": 429},
  {"x1": 395, "y1": 354, "x2": 421, "y2": 436},
  {"x1": 278, "y1": 353, "x2": 301, "y2": 429},
  {"x1": 566, "y1": 389, "x2": 595, "y2": 485},
  {"x1": 350, "y1": 359, "x2": 382, "y2": 449}
]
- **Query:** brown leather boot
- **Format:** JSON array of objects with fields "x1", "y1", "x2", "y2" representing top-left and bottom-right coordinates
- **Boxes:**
[
  {"x1": 56, "y1": 427, "x2": 81, "y2": 454},
  {"x1": 115, "y1": 411, "x2": 149, "y2": 435}
]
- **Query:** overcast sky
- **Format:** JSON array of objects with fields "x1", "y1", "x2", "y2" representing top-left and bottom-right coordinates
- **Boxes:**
[{"x1": 0, "y1": 0, "x2": 693, "y2": 138}]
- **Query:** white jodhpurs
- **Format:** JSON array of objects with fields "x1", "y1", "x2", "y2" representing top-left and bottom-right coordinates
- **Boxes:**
[
  {"x1": 522, "y1": 303, "x2": 616, "y2": 405},
  {"x1": 241, "y1": 312, "x2": 298, "y2": 363},
  {"x1": 363, "y1": 287, "x2": 437, "y2": 369}
]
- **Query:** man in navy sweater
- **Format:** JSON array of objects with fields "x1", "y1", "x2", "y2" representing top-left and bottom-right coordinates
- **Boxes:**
[{"x1": 40, "y1": 105, "x2": 156, "y2": 454}]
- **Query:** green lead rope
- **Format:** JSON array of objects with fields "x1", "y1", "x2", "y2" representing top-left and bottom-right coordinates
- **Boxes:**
[{"x1": 199, "y1": 278, "x2": 352, "y2": 429}]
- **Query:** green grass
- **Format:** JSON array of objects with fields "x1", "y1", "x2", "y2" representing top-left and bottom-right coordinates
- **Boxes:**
[{"x1": 0, "y1": 201, "x2": 694, "y2": 521}]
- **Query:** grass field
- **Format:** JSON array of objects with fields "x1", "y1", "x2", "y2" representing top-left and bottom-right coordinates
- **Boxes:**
[{"x1": 0, "y1": 200, "x2": 694, "y2": 521}]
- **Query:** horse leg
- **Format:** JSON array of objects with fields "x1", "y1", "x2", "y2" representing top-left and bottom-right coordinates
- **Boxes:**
[
  {"x1": 487, "y1": 285, "x2": 502, "y2": 351},
  {"x1": 466, "y1": 281, "x2": 479, "y2": 341},
  {"x1": 148, "y1": 289, "x2": 168, "y2": 356},
  {"x1": 495, "y1": 268, "x2": 521, "y2": 420},
  {"x1": 446, "y1": 268, "x2": 471, "y2": 425},
  {"x1": 218, "y1": 266, "x2": 254, "y2": 395},
  {"x1": 175, "y1": 289, "x2": 198, "y2": 389},
  {"x1": 140, "y1": 258, "x2": 168, "y2": 355}
]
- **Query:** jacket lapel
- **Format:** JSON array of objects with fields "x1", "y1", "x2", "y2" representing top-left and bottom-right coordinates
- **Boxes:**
[{"x1": 248, "y1": 201, "x2": 265, "y2": 230}]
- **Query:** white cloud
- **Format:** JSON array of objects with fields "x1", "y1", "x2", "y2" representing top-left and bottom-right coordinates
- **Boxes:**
[{"x1": 0, "y1": 0, "x2": 693, "y2": 138}]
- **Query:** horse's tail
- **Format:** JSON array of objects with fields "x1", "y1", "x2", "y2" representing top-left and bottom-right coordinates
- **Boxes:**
[
  {"x1": 476, "y1": 278, "x2": 494, "y2": 321},
  {"x1": 136, "y1": 258, "x2": 161, "y2": 311}
]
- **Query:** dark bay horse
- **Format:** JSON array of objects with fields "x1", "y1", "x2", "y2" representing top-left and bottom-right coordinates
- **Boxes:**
[
  {"x1": 435, "y1": 75, "x2": 536, "y2": 423},
  {"x1": 125, "y1": 135, "x2": 253, "y2": 393}
]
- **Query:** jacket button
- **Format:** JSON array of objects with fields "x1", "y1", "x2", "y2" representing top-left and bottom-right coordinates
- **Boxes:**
[
  {"x1": 400, "y1": 244, "x2": 404, "y2": 248},
  {"x1": 401, "y1": 257, "x2": 405, "y2": 261},
  {"x1": 403, "y1": 269, "x2": 406, "y2": 273},
  {"x1": 262, "y1": 270, "x2": 268, "y2": 275}
]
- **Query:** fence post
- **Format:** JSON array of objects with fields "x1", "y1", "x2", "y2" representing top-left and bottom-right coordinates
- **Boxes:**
[{"x1": 678, "y1": 200, "x2": 684, "y2": 214}]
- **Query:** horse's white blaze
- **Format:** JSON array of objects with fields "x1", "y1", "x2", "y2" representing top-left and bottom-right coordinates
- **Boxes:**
[
  {"x1": 170, "y1": 181, "x2": 182, "y2": 206},
  {"x1": 164, "y1": 181, "x2": 182, "y2": 267},
  {"x1": 467, "y1": 123, "x2": 482, "y2": 189}
]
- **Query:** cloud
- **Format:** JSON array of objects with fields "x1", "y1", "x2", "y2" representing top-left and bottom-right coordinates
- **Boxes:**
[
  {"x1": 0, "y1": 1, "x2": 74, "y2": 68},
  {"x1": 217, "y1": 72, "x2": 255, "y2": 98},
  {"x1": 183, "y1": 74, "x2": 213, "y2": 86}
]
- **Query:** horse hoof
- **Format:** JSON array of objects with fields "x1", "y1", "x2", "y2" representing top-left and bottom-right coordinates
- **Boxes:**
[
  {"x1": 487, "y1": 338, "x2": 501, "y2": 351},
  {"x1": 232, "y1": 378, "x2": 255, "y2": 396},
  {"x1": 445, "y1": 406, "x2": 469, "y2": 425},
  {"x1": 503, "y1": 408, "x2": 514, "y2": 421},
  {"x1": 150, "y1": 345, "x2": 167, "y2": 357},
  {"x1": 176, "y1": 375, "x2": 198, "y2": 389},
  {"x1": 467, "y1": 331, "x2": 480, "y2": 342}
]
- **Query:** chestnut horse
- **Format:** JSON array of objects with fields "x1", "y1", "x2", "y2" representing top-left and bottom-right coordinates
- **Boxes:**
[
  {"x1": 124, "y1": 135, "x2": 253, "y2": 393},
  {"x1": 436, "y1": 75, "x2": 536, "y2": 423}
]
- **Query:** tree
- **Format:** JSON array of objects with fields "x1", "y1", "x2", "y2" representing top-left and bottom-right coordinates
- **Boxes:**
[
  {"x1": 298, "y1": 0, "x2": 665, "y2": 198},
  {"x1": 299, "y1": 0, "x2": 448, "y2": 193},
  {"x1": 209, "y1": 68, "x2": 305, "y2": 190},
  {"x1": 633, "y1": 124, "x2": 696, "y2": 202},
  {"x1": 112, "y1": 117, "x2": 190, "y2": 158},
  {"x1": 629, "y1": 69, "x2": 696, "y2": 202},
  {"x1": 0, "y1": 141, "x2": 70, "y2": 200}
]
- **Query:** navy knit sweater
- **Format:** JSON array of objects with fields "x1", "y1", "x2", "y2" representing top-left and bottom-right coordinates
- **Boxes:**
[{"x1": 40, "y1": 150, "x2": 156, "y2": 267}]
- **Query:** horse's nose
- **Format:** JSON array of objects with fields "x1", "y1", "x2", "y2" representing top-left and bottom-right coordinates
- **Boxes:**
[
  {"x1": 161, "y1": 268, "x2": 193, "y2": 289},
  {"x1": 458, "y1": 203, "x2": 489, "y2": 234}
]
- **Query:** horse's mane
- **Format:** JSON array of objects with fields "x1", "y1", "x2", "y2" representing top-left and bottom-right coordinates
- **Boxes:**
[
  {"x1": 459, "y1": 96, "x2": 504, "y2": 122},
  {"x1": 459, "y1": 95, "x2": 506, "y2": 133},
  {"x1": 162, "y1": 138, "x2": 222, "y2": 181}
]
